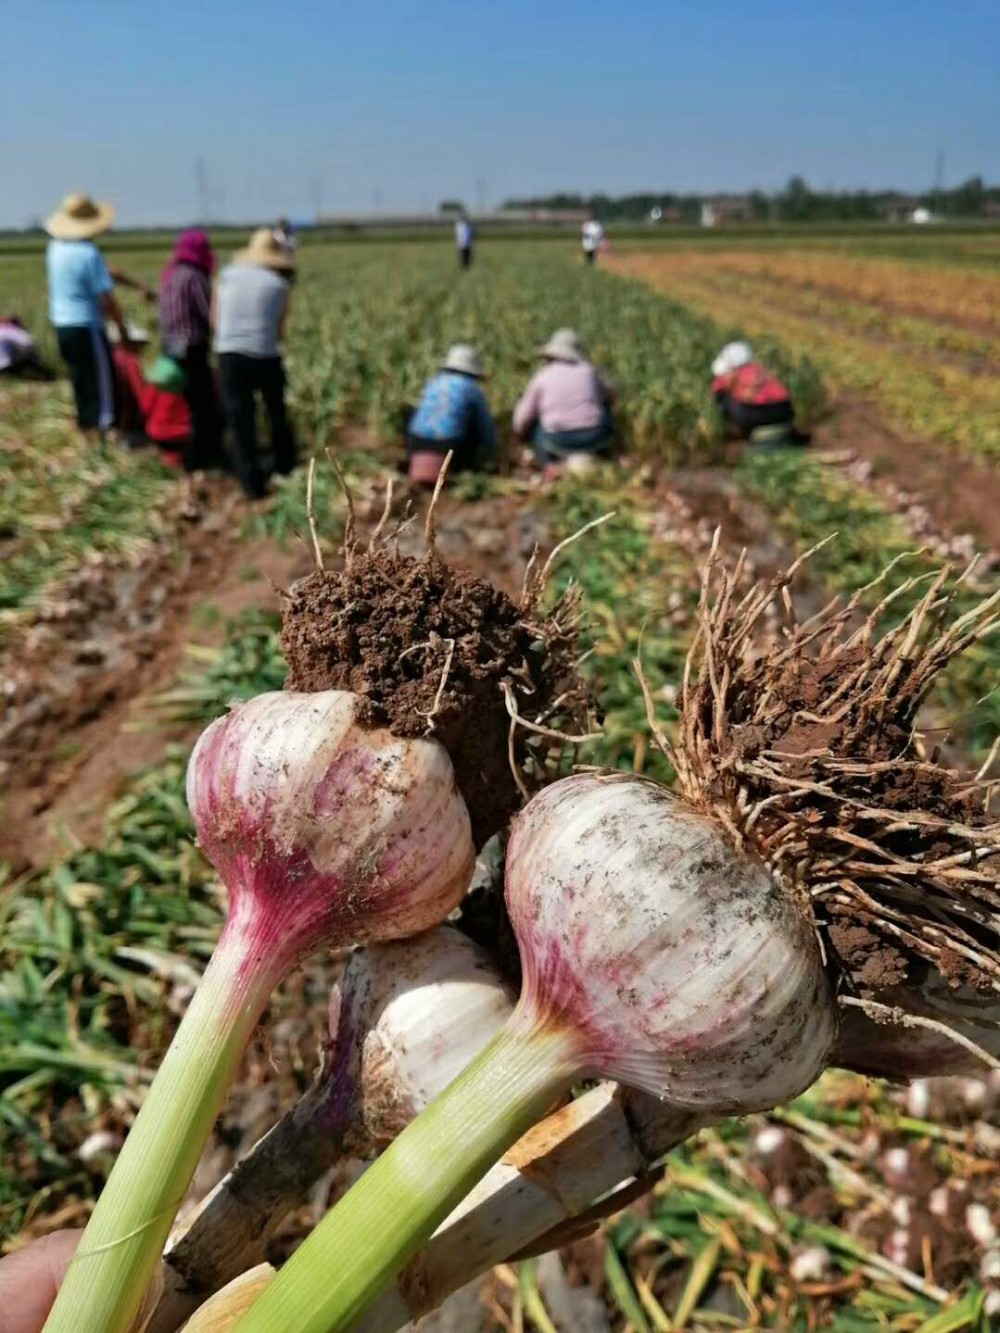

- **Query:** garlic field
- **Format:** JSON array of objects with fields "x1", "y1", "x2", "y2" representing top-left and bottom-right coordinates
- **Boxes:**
[{"x1": 1, "y1": 232, "x2": 998, "y2": 1332}]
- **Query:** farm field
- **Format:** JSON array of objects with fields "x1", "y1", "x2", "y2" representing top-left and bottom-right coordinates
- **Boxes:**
[
  {"x1": 609, "y1": 231, "x2": 1000, "y2": 477},
  {"x1": 1, "y1": 234, "x2": 998, "y2": 1332}
]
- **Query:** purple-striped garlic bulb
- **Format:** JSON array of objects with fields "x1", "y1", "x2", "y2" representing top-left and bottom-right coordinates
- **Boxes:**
[
  {"x1": 506, "y1": 771, "x2": 836, "y2": 1112},
  {"x1": 44, "y1": 690, "x2": 475, "y2": 1333}
]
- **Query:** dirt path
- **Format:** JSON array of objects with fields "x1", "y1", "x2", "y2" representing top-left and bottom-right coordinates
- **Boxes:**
[
  {"x1": 0, "y1": 483, "x2": 310, "y2": 868},
  {"x1": 814, "y1": 394, "x2": 1000, "y2": 554}
]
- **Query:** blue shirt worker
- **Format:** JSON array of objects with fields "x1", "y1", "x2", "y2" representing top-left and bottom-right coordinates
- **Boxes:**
[
  {"x1": 45, "y1": 192, "x2": 130, "y2": 436},
  {"x1": 406, "y1": 344, "x2": 496, "y2": 484}
]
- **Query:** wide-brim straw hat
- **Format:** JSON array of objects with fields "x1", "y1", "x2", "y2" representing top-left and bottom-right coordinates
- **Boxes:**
[
  {"x1": 234, "y1": 228, "x2": 297, "y2": 272},
  {"x1": 540, "y1": 328, "x2": 585, "y2": 362},
  {"x1": 46, "y1": 192, "x2": 115, "y2": 240},
  {"x1": 440, "y1": 343, "x2": 485, "y2": 377}
]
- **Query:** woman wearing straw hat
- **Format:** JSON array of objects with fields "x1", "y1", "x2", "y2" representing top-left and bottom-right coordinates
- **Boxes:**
[
  {"x1": 404, "y1": 343, "x2": 497, "y2": 484},
  {"x1": 513, "y1": 328, "x2": 615, "y2": 469},
  {"x1": 214, "y1": 228, "x2": 298, "y2": 499},
  {"x1": 45, "y1": 192, "x2": 130, "y2": 438}
]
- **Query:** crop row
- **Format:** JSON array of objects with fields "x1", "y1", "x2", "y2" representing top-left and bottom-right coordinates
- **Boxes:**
[
  {"x1": 618, "y1": 246, "x2": 1000, "y2": 331},
  {"x1": 610, "y1": 252, "x2": 1000, "y2": 461}
]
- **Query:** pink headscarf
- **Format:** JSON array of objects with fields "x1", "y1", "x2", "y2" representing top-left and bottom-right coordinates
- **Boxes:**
[
  {"x1": 172, "y1": 228, "x2": 215, "y2": 272},
  {"x1": 160, "y1": 229, "x2": 215, "y2": 296}
]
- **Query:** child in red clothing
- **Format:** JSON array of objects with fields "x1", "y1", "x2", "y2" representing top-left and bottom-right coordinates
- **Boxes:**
[
  {"x1": 711, "y1": 341, "x2": 795, "y2": 438},
  {"x1": 111, "y1": 336, "x2": 191, "y2": 467}
]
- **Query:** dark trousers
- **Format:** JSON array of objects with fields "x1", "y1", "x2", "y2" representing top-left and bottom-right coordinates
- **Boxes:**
[
  {"x1": 719, "y1": 395, "x2": 794, "y2": 437},
  {"x1": 584, "y1": 248, "x2": 597, "y2": 265},
  {"x1": 458, "y1": 246, "x2": 473, "y2": 269},
  {"x1": 218, "y1": 353, "x2": 296, "y2": 499},
  {"x1": 56, "y1": 325, "x2": 115, "y2": 431},
  {"x1": 177, "y1": 344, "x2": 224, "y2": 472},
  {"x1": 532, "y1": 412, "x2": 613, "y2": 465}
]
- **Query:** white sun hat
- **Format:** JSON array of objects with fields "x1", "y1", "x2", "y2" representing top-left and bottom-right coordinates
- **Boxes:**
[
  {"x1": 46, "y1": 192, "x2": 115, "y2": 240},
  {"x1": 106, "y1": 322, "x2": 151, "y2": 345},
  {"x1": 440, "y1": 344, "x2": 485, "y2": 377},
  {"x1": 712, "y1": 341, "x2": 754, "y2": 377},
  {"x1": 540, "y1": 328, "x2": 586, "y2": 362}
]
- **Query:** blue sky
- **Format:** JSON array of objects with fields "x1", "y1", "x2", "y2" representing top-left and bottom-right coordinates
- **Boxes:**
[{"x1": 2, "y1": 0, "x2": 997, "y2": 227}]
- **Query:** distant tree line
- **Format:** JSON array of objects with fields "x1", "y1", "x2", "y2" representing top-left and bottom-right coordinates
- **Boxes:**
[{"x1": 501, "y1": 176, "x2": 1000, "y2": 222}]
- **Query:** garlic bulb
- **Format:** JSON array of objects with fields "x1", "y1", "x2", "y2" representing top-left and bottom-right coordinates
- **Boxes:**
[
  {"x1": 834, "y1": 972, "x2": 1000, "y2": 1081},
  {"x1": 348, "y1": 929, "x2": 517, "y2": 1150},
  {"x1": 187, "y1": 690, "x2": 475, "y2": 969},
  {"x1": 45, "y1": 691, "x2": 475, "y2": 1333},
  {"x1": 507, "y1": 772, "x2": 836, "y2": 1111},
  {"x1": 241, "y1": 772, "x2": 838, "y2": 1333}
]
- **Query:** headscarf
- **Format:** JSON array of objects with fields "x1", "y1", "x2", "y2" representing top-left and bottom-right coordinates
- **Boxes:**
[{"x1": 160, "y1": 229, "x2": 215, "y2": 297}]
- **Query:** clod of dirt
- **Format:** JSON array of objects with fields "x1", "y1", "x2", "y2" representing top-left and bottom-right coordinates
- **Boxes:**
[
  {"x1": 280, "y1": 548, "x2": 586, "y2": 846},
  {"x1": 670, "y1": 550, "x2": 1000, "y2": 998}
]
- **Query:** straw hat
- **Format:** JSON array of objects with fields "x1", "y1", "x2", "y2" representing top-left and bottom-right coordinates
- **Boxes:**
[
  {"x1": 440, "y1": 343, "x2": 484, "y2": 377},
  {"x1": 711, "y1": 341, "x2": 754, "y2": 377},
  {"x1": 540, "y1": 328, "x2": 585, "y2": 363},
  {"x1": 46, "y1": 192, "x2": 115, "y2": 240},
  {"x1": 234, "y1": 228, "x2": 297, "y2": 272}
]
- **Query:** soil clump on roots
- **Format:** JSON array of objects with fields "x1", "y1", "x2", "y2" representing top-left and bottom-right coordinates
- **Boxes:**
[
  {"x1": 664, "y1": 541, "x2": 1000, "y2": 1002},
  {"x1": 281, "y1": 544, "x2": 585, "y2": 847}
]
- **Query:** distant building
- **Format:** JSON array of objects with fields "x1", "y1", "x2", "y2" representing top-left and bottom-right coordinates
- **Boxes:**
[
  {"x1": 701, "y1": 195, "x2": 753, "y2": 227},
  {"x1": 879, "y1": 194, "x2": 921, "y2": 222}
]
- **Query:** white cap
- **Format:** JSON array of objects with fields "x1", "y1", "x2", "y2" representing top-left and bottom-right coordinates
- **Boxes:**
[
  {"x1": 712, "y1": 341, "x2": 754, "y2": 377},
  {"x1": 540, "y1": 328, "x2": 586, "y2": 362},
  {"x1": 440, "y1": 343, "x2": 484, "y2": 377}
]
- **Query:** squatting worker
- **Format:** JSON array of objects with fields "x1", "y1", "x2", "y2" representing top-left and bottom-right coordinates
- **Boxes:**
[
  {"x1": 711, "y1": 341, "x2": 796, "y2": 443},
  {"x1": 45, "y1": 192, "x2": 129, "y2": 438},
  {"x1": 214, "y1": 228, "x2": 298, "y2": 499},
  {"x1": 513, "y1": 328, "x2": 615, "y2": 468},
  {"x1": 159, "y1": 229, "x2": 224, "y2": 470},
  {"x1": 455, "y1": 213, "x2": 474, "y2": 269},
  {"x1": 405, "y1": 344, "x2": 496, "y2": 484}
]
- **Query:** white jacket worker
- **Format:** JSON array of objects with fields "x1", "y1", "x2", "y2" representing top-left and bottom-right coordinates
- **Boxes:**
[{"x1": 581, "y1": 216, "x2": 604, "y2": 265}]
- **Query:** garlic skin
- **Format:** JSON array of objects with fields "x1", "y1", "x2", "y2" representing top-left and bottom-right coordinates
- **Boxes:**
[
  {"x1": 833, "y1": 973, "x2": 1000, "y2": 1081},
  {"x1": 506, "y1": 772, "x2": 835, "y2": 1113},
  {"x1": 348, "y1": 929, "x2": 517, "y2": 1151},
  {"x1": 186, "y1": 690, "x2": 475, "y2": 975}
]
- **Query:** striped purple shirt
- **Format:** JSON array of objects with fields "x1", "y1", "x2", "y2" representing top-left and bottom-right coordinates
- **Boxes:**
[{"x1": 159, "y1": 263, "x2": 212, "y2": 351}]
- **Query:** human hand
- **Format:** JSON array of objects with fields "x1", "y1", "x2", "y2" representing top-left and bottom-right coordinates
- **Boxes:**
[{"x1": 0, "y1": 1230, "x2": 80, "y2": 1333}]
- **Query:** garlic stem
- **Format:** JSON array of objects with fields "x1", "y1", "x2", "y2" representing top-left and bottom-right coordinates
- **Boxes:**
[
  {"x1": 43, "y1": 919, "x2": 282, "y2": 1333},
  {"x1": 233, "y1": 772, "x2": 833, "y2": 1333},
  {"x1": 152, "y1": 1079, "x2": 347, "y2": 1333},
  {"x1": 152, "y1": 927, "x2": 514, "y2": 1332},
  {"x1": 352, "y1": 1086, "x2": 704, "y2": 1333},
  {"x1": 233, "y1": 1011, "x2": 578, "y2": 1333},
  {"x1": 43, "y1": 691, "x2": 474, "y2": 1333}
]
